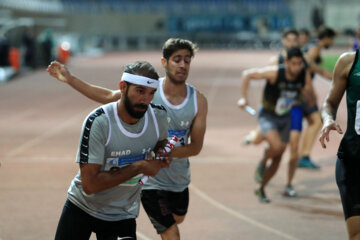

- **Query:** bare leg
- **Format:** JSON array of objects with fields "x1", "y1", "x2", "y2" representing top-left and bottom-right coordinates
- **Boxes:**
[
  {"x1": 300, "y1": 111, "x2": 322, "y2": 157},
  {"x1": 160, "y1": 224, "x2": 180, "y2": 240},
  {"x1": 346, "y1": 216, "x2": 360, "y2": 240},
  {"x1": 255, "y1": 146, "x2": 270, "y2": 183},
  {"x1": 259, "y1": 130, "x2": 286, "y2": 189},
  {"x1": 173, "y1": 214, "x2": 185, "y2": 225},
  {"x1": 260, "y1": 154, "x2": 283, "y2": 188},
  {"x1": 287, "y1": 130, "x2": 301, "y2": 186}
]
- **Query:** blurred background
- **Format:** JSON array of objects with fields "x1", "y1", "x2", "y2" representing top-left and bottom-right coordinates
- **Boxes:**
[
  {"x1": 0, "y1": 0, "x2": 359, "y2": 83},
  {"x1": 0, "y1": 1, "x2": 357, "y2": 239}
]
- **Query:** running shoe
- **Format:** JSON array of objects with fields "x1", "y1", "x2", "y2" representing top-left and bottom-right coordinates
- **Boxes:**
[
  {"x1": 242, "y1": 135, "x2": 252, "y2": 145},
  {"x1": 284, "y1": 185, "x2": 297, "y2": 197},
  {"x1": 255, "y1": 188, "x2": 270, "y2": 203},
  {"x1": 242, "y1": 130, "x2": 257, "y2": 145},
  {"x1": 298, "y1": 156, "x2": 320, "y2": 169}
]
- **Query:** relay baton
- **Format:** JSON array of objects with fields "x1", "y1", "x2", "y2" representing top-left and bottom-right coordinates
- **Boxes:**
[
  {"x1": 244, "y1": 105, "x2": 257, "y2": 116},
  {"x1": 237, "y1": 98, "x2": 256, "y2": 116},
  {"x1": 139, "y1": 136, "x2": 179, "y2": 185}
]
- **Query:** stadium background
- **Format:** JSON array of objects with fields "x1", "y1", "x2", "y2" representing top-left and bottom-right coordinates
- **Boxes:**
[
  {"x1": 0, "y1": 0, "x2": 359, "y2": 75},
  {"x1": 0, "y1": 0, "x2": 359, "y2": 240}
]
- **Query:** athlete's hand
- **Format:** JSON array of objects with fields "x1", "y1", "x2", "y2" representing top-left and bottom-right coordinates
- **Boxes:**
[
  {"x1": 47, "y1": 61, "x2": 71, "y2": 83},
  {"x1": 155, "y1": 150, "x2": 171, "y2": 168},
  {"x1": 140, "y1": 154, "x2": 169, "y2": 176},
  {"x1": 319, "y1": 119, "x2": 343, "y2": 148},
  {"x1": 237, "y1": 97, "x2": 248, "y2": 109}
]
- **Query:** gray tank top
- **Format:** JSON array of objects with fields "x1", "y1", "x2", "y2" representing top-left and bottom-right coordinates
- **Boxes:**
[
  {"x1": 143, "y1": 78, "x2": 198, "y2": 192},
  {"x1": 68, "y1": 101, "x2": 168, "y2": 221}
]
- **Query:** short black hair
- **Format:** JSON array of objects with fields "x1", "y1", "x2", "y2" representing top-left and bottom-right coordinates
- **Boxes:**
[
  {"x1": 318, "y1": 26, "x2": 336, "y2": 39},
  {"x1": 124, "y1": 61, "x2": 159, "y2": 80},
  {"x1": 299, "y1": 28, "x2": 310, "y2": 37},
  {"x1": 282, "y1": 28, "x2": 299, "y2": 38},
  {"x1": 162, "y1": 38, "x2": 198, "y2": 60},
  {"x1": 287, "y1": 47, "x2": 303, "y2": 60}
]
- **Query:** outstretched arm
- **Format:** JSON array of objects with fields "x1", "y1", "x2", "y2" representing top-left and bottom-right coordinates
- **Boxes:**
[
  {"x1": 47, "y1": 61, "x2": 121, "y2": 104},
  {"x1": 238, "y1": 66, "x2": 278, "y2": 108},
  {"x1": 171, "y1": 91, "x2": 208, "y2": 158},
  {"x1": 319, "y1": 52, "x2": 354, "y2": 148},
  {"x1": 304, "y1": 54, "x2": 333, "y2": 80}
]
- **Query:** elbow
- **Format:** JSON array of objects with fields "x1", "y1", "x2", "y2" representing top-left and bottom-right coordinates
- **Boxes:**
[
  {"x1": 92, "y1": 94, "x2": 114, "y2": 104},
  {"x1": 82, "y1": 182, "x2": 96, "y2": 195},
  {"x1": 101, "y1": 98, "x2": 112, "y2": 104},
  {"x1": 192, "y1": 145, "x2": 203, "y2": 156},
  {"x1": 96, "y1": 95, "x2": 112, "y2": 104},
  {"x1": 104, "y1": 93, "x2": 118, "y2": 104},
  {"x1": 193, "y1": 150, "x2": 201, "y2": 157}
]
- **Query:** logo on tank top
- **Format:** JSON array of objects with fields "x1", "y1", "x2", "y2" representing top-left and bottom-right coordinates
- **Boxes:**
[
  {"x1": 111, "y1": 150, "x2": 131, "y2": 157},
  {"x1": 180, "y1": 121, "x2": 190, "y2": 127}
]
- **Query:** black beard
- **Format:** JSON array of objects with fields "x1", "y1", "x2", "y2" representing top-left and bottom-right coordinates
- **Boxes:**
[{"x1": 123, "y1": 91, "x2": 148, "y2": 119}]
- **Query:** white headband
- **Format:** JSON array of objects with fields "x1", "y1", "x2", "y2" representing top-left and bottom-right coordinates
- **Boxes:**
[{"x1": 121, "y1": 72, "x2": 159, "y2": 89}]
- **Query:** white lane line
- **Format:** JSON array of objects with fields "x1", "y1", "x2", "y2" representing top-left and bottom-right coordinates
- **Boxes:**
[
  {"x1": 136, "y1": 231, "x2": 154, "y2": 240},
  {"x1": 189, "y1": 184, "x2": 301, "y2": 240},
  {"x1": 4, "y1": 110, "x2": 88, "y2": 158}
]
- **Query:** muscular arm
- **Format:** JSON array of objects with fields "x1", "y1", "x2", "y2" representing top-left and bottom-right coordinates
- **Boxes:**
[
  {"x1": 319, "y1": 52, "x2": 355, "y2": 148},
  {"x1": 47, "y1": 61, "x2": 121, "y2": 104},
  {"x1": 268, "y1": 55, "x2": 279, "y2": 66},
  {"x1": 80, "y1": 161, "x2": 141, "y2": 195},
  {"x1": 80, "y1": 155, "x2": 168, "y2": 195},
  {"x1": 171, "y1": 91, "x2": 208, "y2": 158},
  {"x1": 67, "y1": 75, "x2": 120, "y2": 104},
  {"x1": 239, "y1": 66, "x2": 278, "y2": 106},
  {"x1": 304, "y1": 53, "x2": 333, "y2": 80},
  {"x1": 307, "y1": 46, "x2": 321, "y2": 62}
]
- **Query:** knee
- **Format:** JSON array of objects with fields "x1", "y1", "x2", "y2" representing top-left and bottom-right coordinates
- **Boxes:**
[
  {"x1": 173, "y1": 214, "x2": 186, "y2": 225},
  {"x1": 161, "y1": 224, "x2": 180, "y2": 240},
  {"x1": 308, "y1": 113, "x2": 322, "y2": 128},
  {"x1": 272, "y1": 145, "x2": 285, "y2": 157},
  {"x1": 350, "y1": 232, "x2": 360, "y2": 240},
  {"x1": 289, "y1": 145, "x2": 298, "y2": 158},
  {"x1": 347, "y1": 216, "x2": 360, "y2": 240}
]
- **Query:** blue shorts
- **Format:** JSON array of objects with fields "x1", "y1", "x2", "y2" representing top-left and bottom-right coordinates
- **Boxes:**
[{"x1": 290, "y1": 106, "x2": 303, "y2": 131}]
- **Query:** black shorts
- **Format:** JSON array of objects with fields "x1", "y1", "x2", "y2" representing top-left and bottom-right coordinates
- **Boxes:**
[
  {"x1": 258, "y1": 108, "x2": 291, "y2": 143},
  {"x1": 336, "y1": 158, "x2": 360, "y2": 220},
  {"x1": 141, "y1": 188, "x2": 189, "y2": 234},
  {"x1": 55, "y1": 199, "x2": 137, "y2": 240},
  {"x1": 302, "y1": 102, "x2": 318, "y2": 117}
]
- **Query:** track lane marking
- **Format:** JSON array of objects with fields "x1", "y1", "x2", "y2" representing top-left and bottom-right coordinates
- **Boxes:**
[
  {"x1": 190, "y1": 183, "x2": 301, "y2": 240},
  {"x1": 4, "y1": 110, "x2": 89, "y2": 158}
]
